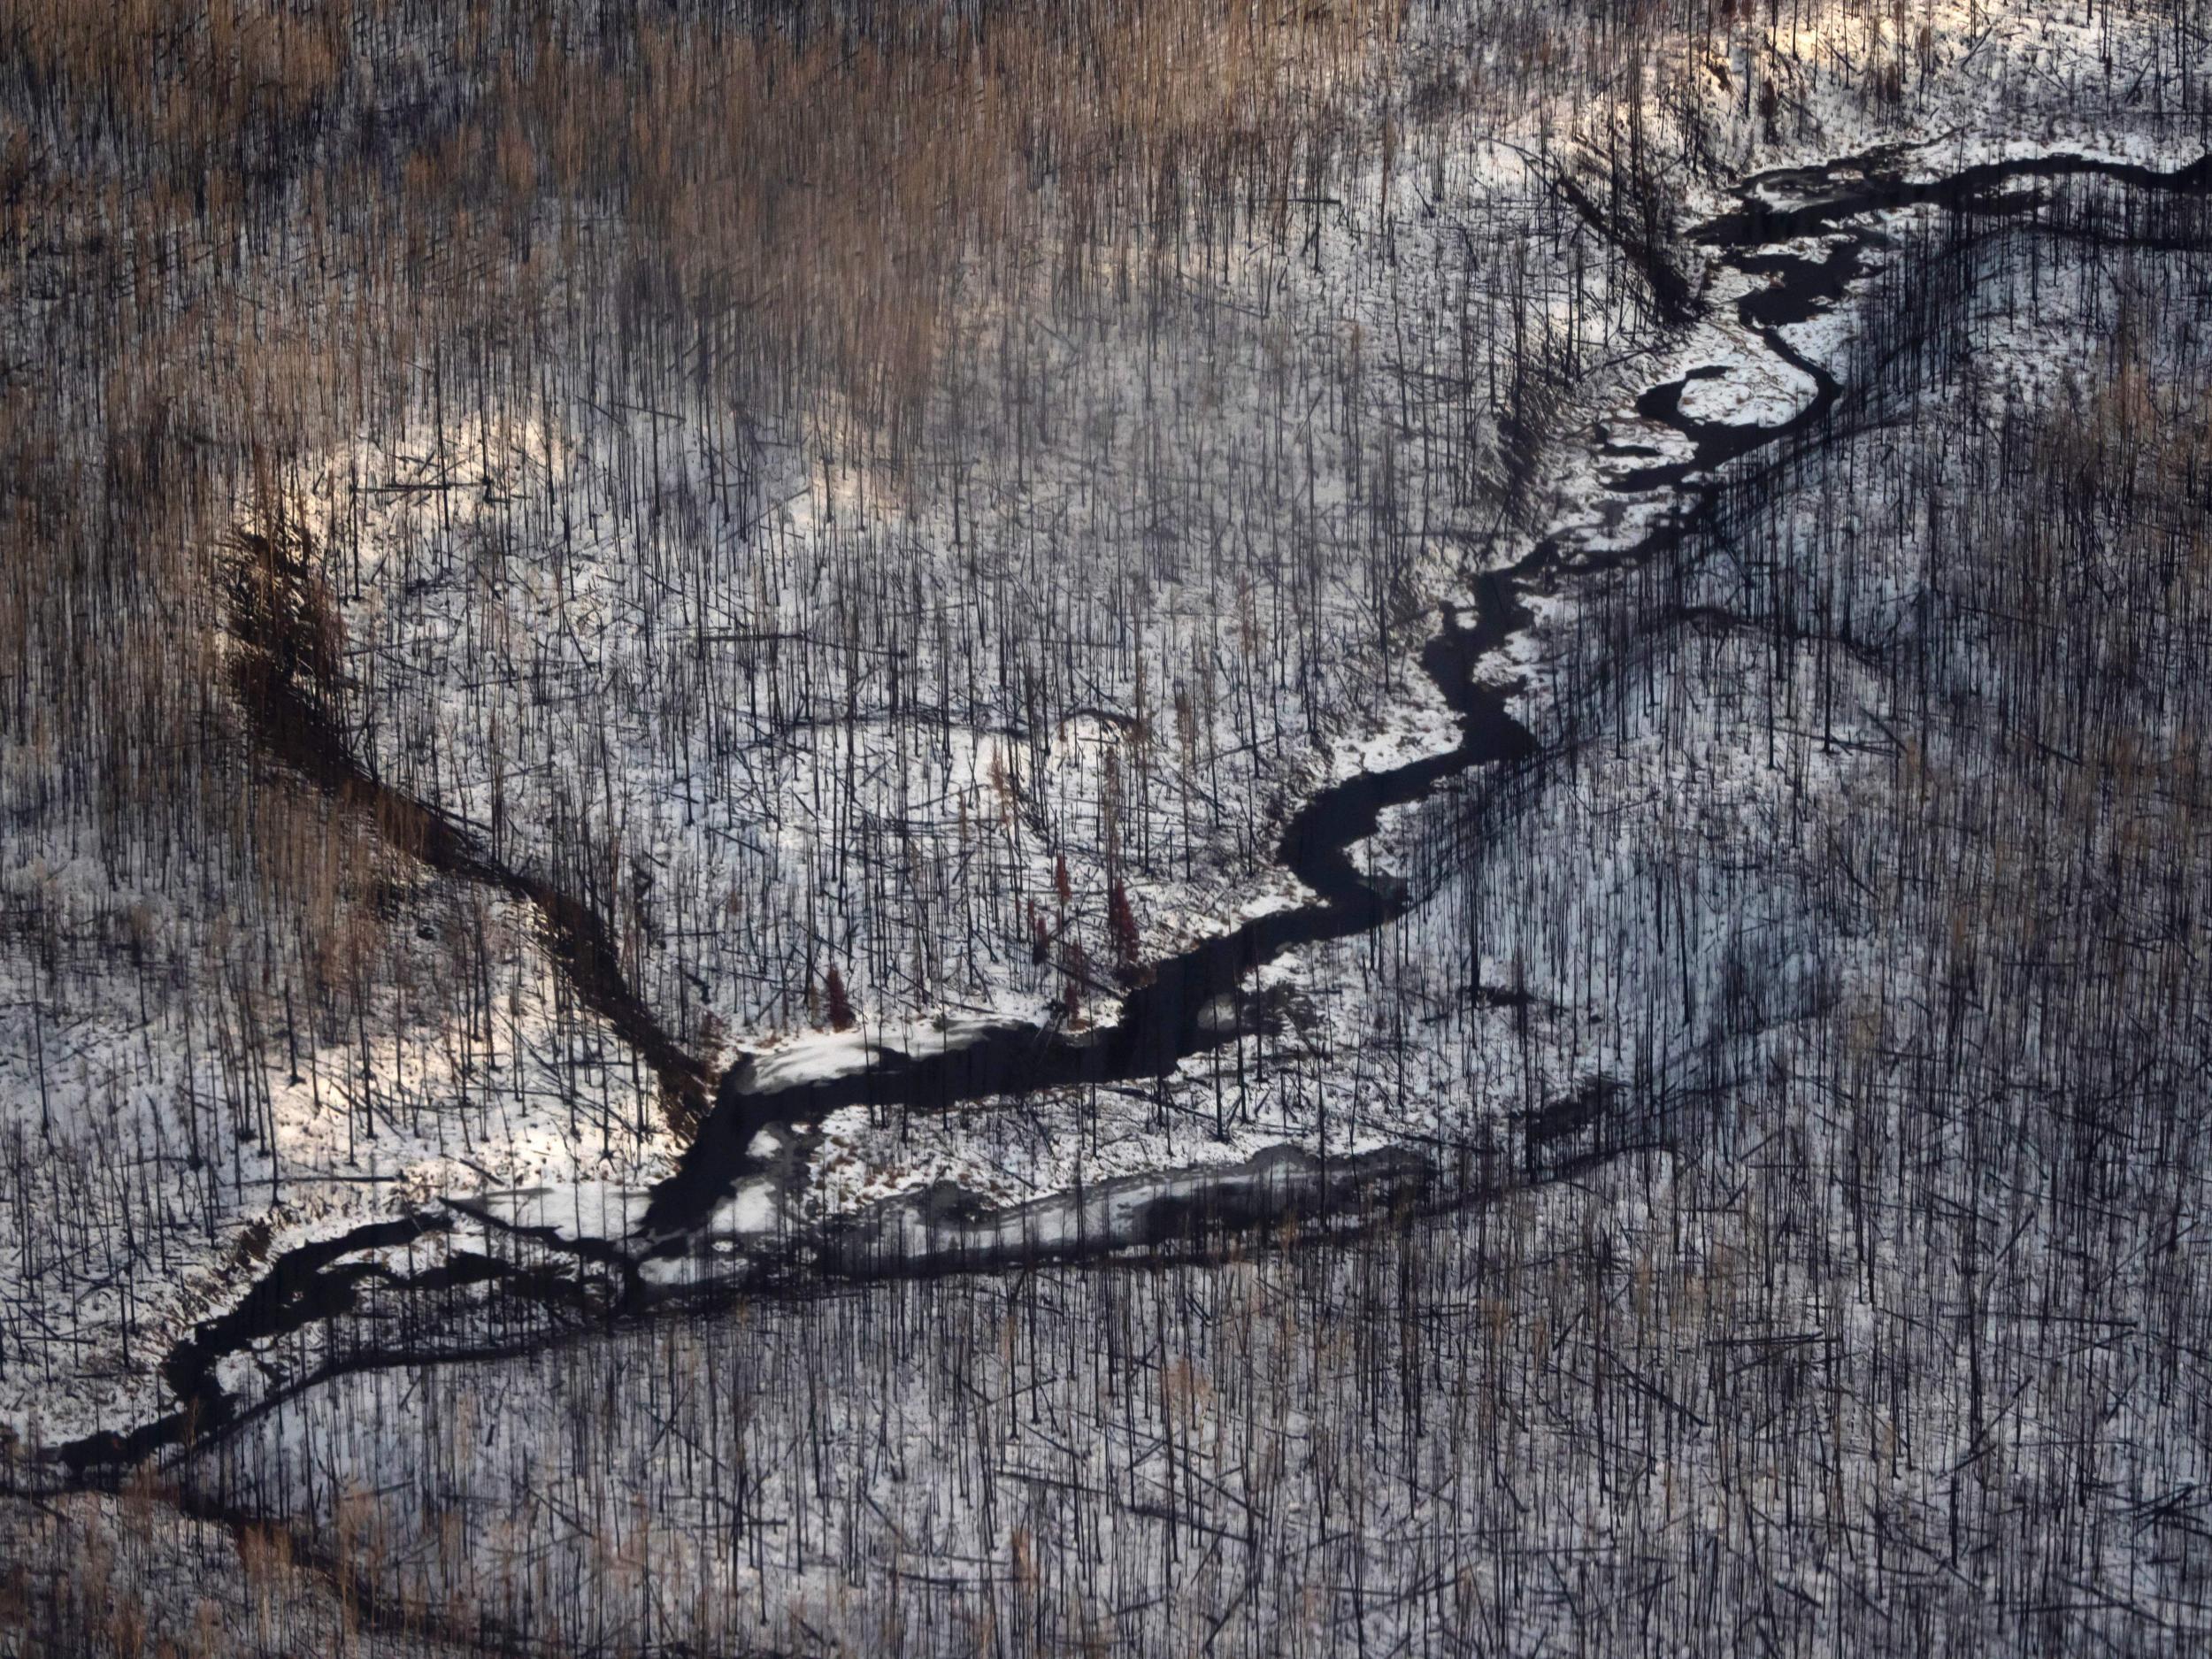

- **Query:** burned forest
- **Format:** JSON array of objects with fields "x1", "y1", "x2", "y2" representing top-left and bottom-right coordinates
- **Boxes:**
[{"x1": 5, "y1": 0, "x2": 2212, "y2": 1653}]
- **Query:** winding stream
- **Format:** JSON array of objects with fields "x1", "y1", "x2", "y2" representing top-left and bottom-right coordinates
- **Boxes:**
[{"x1": 50, "y1": 142, "x2": 2212, "y2": 1479}]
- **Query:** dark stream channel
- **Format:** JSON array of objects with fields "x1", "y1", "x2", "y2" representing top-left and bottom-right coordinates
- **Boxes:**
[{"x1": 50, "y1": 144, "x2": 2212, "y2": 1480}]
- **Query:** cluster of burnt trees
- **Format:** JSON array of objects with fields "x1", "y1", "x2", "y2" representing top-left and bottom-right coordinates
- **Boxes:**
[
  {"x1": 0, "y1": 0, "x2": 1700, "y2": 1445},
  {"x1": 5, "y1": 0, "x2": 2212, "y2": 1653},
  {"x1": 111, "y1": 175, "x2": 2210, "y2": 1659},
  {"x1": 8, "y1": 159, "x2": 2210, "y2": 1657}
]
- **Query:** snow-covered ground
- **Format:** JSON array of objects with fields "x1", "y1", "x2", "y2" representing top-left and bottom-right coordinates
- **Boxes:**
[
  {"x1": 134, "y1": 139, "x2": 2212, "y2": 1652},
  {"x1": 2, "y1": 0, "x2": 2205, "y2": 1512}
]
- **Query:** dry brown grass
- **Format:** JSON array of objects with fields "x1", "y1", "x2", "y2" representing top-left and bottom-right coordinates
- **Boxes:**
[{"x1": 499, "y1": 0, "x2": 1401, "y2": 425}]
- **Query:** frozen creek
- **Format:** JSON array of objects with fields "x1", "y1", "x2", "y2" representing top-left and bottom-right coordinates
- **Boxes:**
[{"x1": 50, "y1": 141, "x2": 2212, "y2": 1482}]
